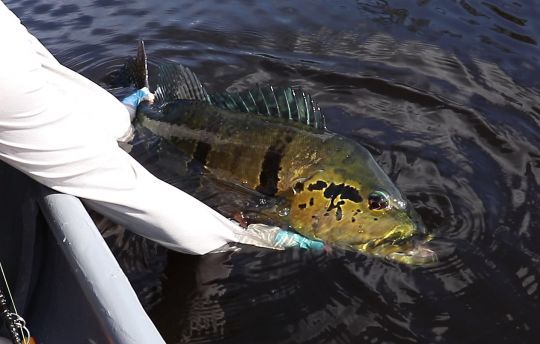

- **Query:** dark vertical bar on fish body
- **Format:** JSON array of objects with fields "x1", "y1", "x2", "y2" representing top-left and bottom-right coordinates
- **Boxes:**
[
  {"x1": 256, "y1": 131, "x2": 294, "y2": 196},
  {"x1": 188, "y1": 141, "x2": 211, "y2": 168},
  {"x1": 256, "y1": 143, "x2": 285, "y2": 196}
]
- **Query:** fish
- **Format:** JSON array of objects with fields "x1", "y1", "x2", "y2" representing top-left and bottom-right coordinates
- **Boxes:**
[{"x1": 124, "y1": 42, "x2": 435, "y2": 264}]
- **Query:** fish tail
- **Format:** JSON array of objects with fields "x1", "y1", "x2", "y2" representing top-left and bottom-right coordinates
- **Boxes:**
[
  {"x1": 104, "y1": 41, "x2": 149, "y2": 89},
  {"x1": 132, "y1": 40, "x2": 149, "y2": 89}
]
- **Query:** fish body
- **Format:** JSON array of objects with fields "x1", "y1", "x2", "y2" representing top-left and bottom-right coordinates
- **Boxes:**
[
  {"x1": 138, "y1": 97, "x2": 427, "y2": 262},
  {"x1": 127, "y1": 42, "x2": 434, "y2": 263}
]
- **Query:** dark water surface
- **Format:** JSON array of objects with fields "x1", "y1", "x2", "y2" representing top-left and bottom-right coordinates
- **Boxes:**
[{"x1": 6, "y1": 0, "x2": 540, "y2": 342}]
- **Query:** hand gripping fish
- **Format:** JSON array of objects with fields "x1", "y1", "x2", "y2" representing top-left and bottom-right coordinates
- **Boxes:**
[{"x1": 123, "y1": 42, "x2": 436, "y2": 264}]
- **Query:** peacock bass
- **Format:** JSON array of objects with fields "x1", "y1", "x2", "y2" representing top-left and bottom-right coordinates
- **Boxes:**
[{"x1": 126, "y1": 42, "x2": 435, "y2": 264}]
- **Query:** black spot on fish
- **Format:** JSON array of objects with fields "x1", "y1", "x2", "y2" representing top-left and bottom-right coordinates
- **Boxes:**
[
  {"x1": 323, "y1": 183, "x2": 363, "y2": 203},
  {"x1": 322, "y1": 183, "x2": 362, "y2": 221},
  {"x1": 373, "y1": 218, "x2": 378, "y2": 221},
  {"x1": 352, "y1": 218, "x2": 356, "y2": 223},
  {"x1": 298, "y1": 203, "x2": 307, "y2": 209},
  {"x1": 294, "y1": 182, "x2": 304, "y2": 193},
  {"x1": 309, "y1": 197, "x2": 314, "y2": 206},
  {"x1": 308, "y1": 180, "x2": 328, "y2": 191}
]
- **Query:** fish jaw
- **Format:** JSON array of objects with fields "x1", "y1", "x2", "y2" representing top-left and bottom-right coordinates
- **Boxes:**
[
  {"x1": 352, "y1": 228, "x2": 437, "y2": 265},
  {"x1": 386, "y1": 242, "x2": 438, "y2": 265}
]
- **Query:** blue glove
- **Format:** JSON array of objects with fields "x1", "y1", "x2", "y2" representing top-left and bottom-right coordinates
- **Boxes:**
[
  {"x1": 121, "y1": 87, "x2": 153, "y2": 108},
  {"x1": 274, "y1": 230, "x2": 325, "y2": 250}
]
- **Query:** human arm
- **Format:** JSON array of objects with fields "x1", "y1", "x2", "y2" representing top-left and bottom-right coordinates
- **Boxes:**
[{"x1": 0, "y1": 3, "x2": 237, "y2": 254}]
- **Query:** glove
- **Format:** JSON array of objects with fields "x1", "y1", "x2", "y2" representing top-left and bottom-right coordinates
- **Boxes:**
[
  {"x1": 121, "y1": 87, "x2": 154, "y2": 108},
  {"x1": 232, "y1": 223, "x2": 325, "y2": 250},
  {"x1": 274, "y1": 230, "x2": 325, "y2": 250}
]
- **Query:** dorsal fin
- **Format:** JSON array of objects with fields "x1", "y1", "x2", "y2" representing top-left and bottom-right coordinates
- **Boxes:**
[
  {"x1": 153, "y1": 62, "x2": 326, "y2": 130},
  {"x1": 154, "y1": 63, "x2": 210, "y2": 103},
  {"x1": 209, "y1": 86, "x2": 326, "y2": 130}
]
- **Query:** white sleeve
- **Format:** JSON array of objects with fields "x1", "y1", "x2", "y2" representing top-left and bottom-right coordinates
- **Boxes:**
[{"x1": 0, "y1": 2, "x2": 237, "y2": 254}]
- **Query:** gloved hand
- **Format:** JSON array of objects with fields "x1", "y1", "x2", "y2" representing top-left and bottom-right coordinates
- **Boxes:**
[
  {"x1": 121, "y1": 87, "x2": 155, "y2": 108},
  {"x1": 232, "y1": 223, "x2": 325, "y2": 250},
  {"x1": 274, "y1": 230, "x2": 325, "y2": 250},
  {"x1": 121, "y1": 87, "x2": 155, "y2": 122}
]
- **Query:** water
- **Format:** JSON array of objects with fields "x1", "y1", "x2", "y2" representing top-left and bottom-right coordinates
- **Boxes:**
[{"x1": 5, "y1": 0, "x2": 540, "y2": 342}]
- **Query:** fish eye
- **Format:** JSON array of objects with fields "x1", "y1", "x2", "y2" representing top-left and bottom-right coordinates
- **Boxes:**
[{"x1": 368, "y1": 191, "x2": 390, "y2": 211}]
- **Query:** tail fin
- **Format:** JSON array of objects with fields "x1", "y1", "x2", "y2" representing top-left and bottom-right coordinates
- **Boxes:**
[
  {"x1": 129, "y1": 40, "x2": 149, "y2": 89},
  {"x1": 104, "y1": 41, "x2": 149, "y2": 89}
]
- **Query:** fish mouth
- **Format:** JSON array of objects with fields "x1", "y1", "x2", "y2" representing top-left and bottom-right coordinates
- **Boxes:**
[
  {"x1": 350, "y1": 229, "x2": 415, "y2": 251},
  {"x1": 386, "y1": 243, "x2": 438, "y2": 265},
  {"x1": 349, "y1": 227, "x2": 437, "y2": 265}
]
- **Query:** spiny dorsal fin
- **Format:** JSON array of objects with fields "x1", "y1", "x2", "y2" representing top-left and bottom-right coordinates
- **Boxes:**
[
  {"x1": 153, "y1": 62, "x2": 326, "y2": 129},
  {"x1": 209, "y1": 86, "x2": 326, "y2": 130},
  {"x1": 154, "y1": 63, "x2": 210, "y2": 103}
]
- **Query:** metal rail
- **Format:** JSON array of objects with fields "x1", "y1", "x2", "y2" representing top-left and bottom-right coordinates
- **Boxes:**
[{"x1": 38, "y1": 191, "x2": 165, "y2": 344}]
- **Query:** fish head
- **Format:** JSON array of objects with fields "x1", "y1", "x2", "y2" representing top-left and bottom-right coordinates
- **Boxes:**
[{"x1": 288, "y1": 144, "x2": 434, "y2": 264}]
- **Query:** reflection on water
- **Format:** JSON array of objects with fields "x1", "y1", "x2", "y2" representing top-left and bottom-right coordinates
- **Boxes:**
[{"x1": 5, "y1": 0, "x2": 540, "y2": 342}]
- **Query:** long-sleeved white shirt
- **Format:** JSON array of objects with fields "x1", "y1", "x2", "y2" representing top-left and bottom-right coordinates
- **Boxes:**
[{"x1": 0, "y1": 1, "x2": 240, "y2": 254}]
